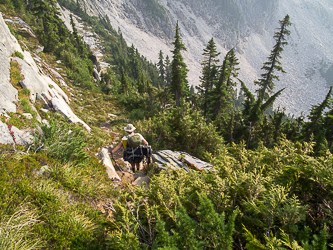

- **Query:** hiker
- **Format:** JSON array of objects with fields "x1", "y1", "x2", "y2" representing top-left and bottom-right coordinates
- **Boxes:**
[{"x1": 110, "y1": 124, "x2": 149, "y2": 172}]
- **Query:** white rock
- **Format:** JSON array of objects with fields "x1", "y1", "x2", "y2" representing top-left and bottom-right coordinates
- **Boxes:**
[
  {"x1": 35, "y1": 45, "x2": 44, "y2": 53},
  {"x1": 22, "y1": 113, "x2": 33, "y2": 119},
  {"x1": 41, "y1": 119, "x2": 49, "y2": 126},
  {"x1": 51, "y1": 97, "x2": 91, "y2": 132},
  {"x1": 40, "y1": 108, "x2": 49, "y2": 113},
  {"x1": 38, "y1": 165, "x2": 49, "y2": 176},
  {"x1": 10, "y1": 126, "x2": 34, "y2": 145},
  {"x1": 0, "y1": 120, "x2": 14, "y2": 144},
  {"x1": 108, "y1": 113, "x2": 117, "y2": 118},
  {"x1": 0, "y1": 14, "x2": 20, "y2": 114},
  {"x1": 11, "y1": 56, "x2": 69, "y2": 104}
]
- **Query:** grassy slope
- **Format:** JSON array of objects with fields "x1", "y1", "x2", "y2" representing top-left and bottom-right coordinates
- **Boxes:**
[{"x1": 0, "y1": 5, "x2": 133, "y2": 249}]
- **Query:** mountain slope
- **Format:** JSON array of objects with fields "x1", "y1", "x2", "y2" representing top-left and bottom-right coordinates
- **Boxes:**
[{"x1": 73, "y1": 0, "x2": 333, "y2": 116}]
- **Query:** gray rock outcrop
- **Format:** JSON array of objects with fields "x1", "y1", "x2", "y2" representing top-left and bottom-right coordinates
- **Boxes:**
[{"x1": 0, "y1": 12, "x2": 91, "y2": 136}]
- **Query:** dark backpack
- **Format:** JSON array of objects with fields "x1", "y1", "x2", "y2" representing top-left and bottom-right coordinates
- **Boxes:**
[
  {"x1": 127, "y1": 133, "x2": 143, "y2": 148},
  {"x1": 123, "y1": 145, "x2": 152, "y2": 164}
]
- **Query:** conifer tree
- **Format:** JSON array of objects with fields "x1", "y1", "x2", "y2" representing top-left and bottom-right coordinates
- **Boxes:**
[
  {"x1": 165, "y1": 55, "x2": 172, "y2": 87},
  {"x1": 70, "y1": 14, "x2": 87, "y2": 58},
  {"x1": 255, "y1": 14, "x2": 291, "y2": 101},
  {"x1": 170, "y1": 21, "x2": 189, "y2": 107},
  {"x1": 197, "y1": 38, "x2": 220, "y2": 116},
  {"x1": 303, "y1": 87, "x2": 332, "y2": 153},
  {"x1": 137, "y1": 73, "x2": 146, "y2": 94},
  {"x1": 30, "y1": 0, "x2": 67, "y2": 52},
  {"x1": 210, "y1": 48, "x2": 239, "y2": 120},
  {"x1": 157, "y1": 50, "x2": 165, "y2": 85},
  {"x1": 121, "y1": 69, "x2": 129, "y2": 96}
]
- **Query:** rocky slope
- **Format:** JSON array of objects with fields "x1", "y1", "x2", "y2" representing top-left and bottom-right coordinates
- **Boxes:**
[
  {"x1": 0, "y1": 12, "x2": 90, "y2": 145},
  {"x1": 73, "y1": 0, "x2": 333, "y2": 116}
]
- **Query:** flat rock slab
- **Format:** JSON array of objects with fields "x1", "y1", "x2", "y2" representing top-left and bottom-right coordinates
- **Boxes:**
[
  {"x1": 152, "y1": 150, "x2": 214, "y2": 172},
  {"x1": 132, "y1": 176, "x2": 149, "y2": 190}
]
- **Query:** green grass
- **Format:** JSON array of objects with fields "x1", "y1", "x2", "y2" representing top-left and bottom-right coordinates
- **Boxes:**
[{"x1": 0, "y1": 148, "x2": 116, "y2": 249}]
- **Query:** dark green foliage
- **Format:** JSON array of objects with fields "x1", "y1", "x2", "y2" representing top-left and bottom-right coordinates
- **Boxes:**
[
  {"x1": 136, "y1": 102, "x2": 225, "y2": 159},
  {"x1": 108, "y1": 138, "x2": 333, "y2": 249},
  {"x1": 255, "y1": 14, "x2": 291, "y2": 101},
  {"x1": 197, "y1": 37, "x2": 220, "y2": 117},
  {"x1": 157, "y1": 50, "x2": 165, "y2": 84},
  {"x1": 33, "y1": 118, "x2": 89, "y2": 164},
  {"x1": 165, "y1": 54, "x2": 172, "y2": 87},
  {"x1": 210, "y1": 48, "x2": 239, "y2": 120},
  {"x1": 4, "y1": 1, "x2": 333, "y2": 248},
  {"x1": 170, "y1": 21, "x2": 189, "y2": 107}
]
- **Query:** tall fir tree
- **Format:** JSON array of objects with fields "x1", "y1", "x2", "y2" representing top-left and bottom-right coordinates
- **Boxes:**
[
  {"x1": 303, "y1": 87, "x2": 332, "y2": 153},
  {"x1": 170, "y1": 21, "x2": 189, "y2": 107},
  {"x1": 197, "y1": 37, "x2": 220, "y2": 116},
  {"x1": 121, "y1": 68, "x2": 129, "y2": 96},
  {"x1": 157, "y1": 50, "x2": 165, "y2": 85},
  {"x1": 165, "y1": 55, "x2": 172, "y2": 87},
  {"x1": 31, "y1": 0, "x2": 67, "y2": 52},
  {"x1": 255, "y1": 14, "x2": 291, "y2": 101},
  {"x1": 210, "y1": 48, "x2": 239, "y2": 120}
]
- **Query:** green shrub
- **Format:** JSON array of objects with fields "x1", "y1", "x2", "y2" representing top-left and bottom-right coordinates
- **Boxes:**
[
  {"x1": 10, "y1": 60, "x2": 23, "y2": 87},
  {"x1": 12, "y1": 50, "x2": 24, "y2": 59}
]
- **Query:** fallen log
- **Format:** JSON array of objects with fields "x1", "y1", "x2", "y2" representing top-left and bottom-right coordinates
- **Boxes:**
[{"x1": 100, "y1": 148, "x2": 121, "y2": 181}]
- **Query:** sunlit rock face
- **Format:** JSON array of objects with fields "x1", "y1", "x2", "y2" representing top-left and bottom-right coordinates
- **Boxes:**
[
  {"x1": 76, "y1": 0, "x2": 333, "y2": 116},
  {"x1": 0, "y1": 14, "x2": 20, "y2": 114},
  {"x1": 0, "y1": 13, "x2": 91, "y2": 135}
]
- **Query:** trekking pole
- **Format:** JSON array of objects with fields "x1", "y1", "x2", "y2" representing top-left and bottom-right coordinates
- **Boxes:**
[{"x1": 110, "y1": 152, "x2": 125, "y2": 175}]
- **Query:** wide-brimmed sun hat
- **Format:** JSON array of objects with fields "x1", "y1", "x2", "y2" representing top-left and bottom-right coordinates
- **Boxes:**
[{"x1": 124, "y1": 123, "x2": 136, "y2": 132}]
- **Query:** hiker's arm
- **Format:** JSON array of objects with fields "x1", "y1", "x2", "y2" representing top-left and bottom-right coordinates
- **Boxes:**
[
  {"x1": 110, "y1": 142, "x2": 123, "y2": 154},
  {"x1": 142, "y1": 139, "x2": 148, "y2": 145}
]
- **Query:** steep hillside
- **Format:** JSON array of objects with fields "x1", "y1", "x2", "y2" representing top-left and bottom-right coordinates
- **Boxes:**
[{"x1": 75, "y1": 0, "x2": 333, "y2": 116}]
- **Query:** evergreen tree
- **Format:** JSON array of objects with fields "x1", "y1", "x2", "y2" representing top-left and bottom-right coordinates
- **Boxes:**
[
  {"x1": 255, "y1": 14, "x2": 291, "y2": 101},
  {"x1": 197, "y1": 37, "x2": 220, "y2": 116},
  {"x1": 157, "y1": 50, "x2": 165, "y2": 85},
  {"x1": 210, "y1": 48, "x2": 239, "y2": 120},
  {"x1": 30, "y1": 0, "x2": 67, "y2": 52},
  {"x1": 121, "y1": 68, "x2": 129, "y2": 96},
  {"x1": 170, "y1": 21, "x2": 189, "y2": 107},
  {"x1": 303, "y1": 87, "x2": 332, "y2": 153},
  {"x1": 165, "y1": 55, "x2": 172, "y2": 87},
  {"x1": 70, "y1": 14, "x2": 87, "y2": 58},
  {"x1": 137, "y1": 73, "x2": 146, "y2": 94}
]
